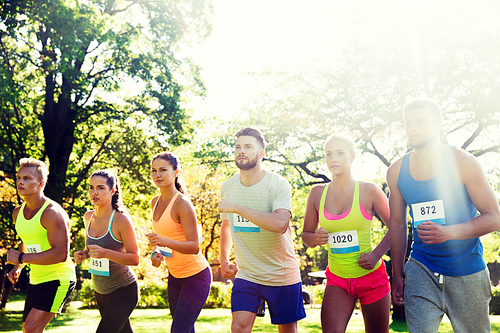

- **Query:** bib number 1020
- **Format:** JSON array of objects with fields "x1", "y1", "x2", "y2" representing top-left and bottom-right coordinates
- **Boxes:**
[{"x1": 331, "y1": 234, "x2": 353, "y2": 244}]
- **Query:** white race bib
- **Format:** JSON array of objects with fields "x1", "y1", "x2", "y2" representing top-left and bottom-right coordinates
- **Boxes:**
[
  {"x1": 25, "y1": 244, "x2": 42, "y2": 254},
  {"x1": 89, "y1": 257, "x2": 110, "y2": 276},
  {"x1": 328, "y1": 230, "x2": 360, "y2": 254},
  {"x1": 411, "y1": 200, "x2": 446, "y2": 227},
  {"x1": 233, "y1": 213, "x2": 260, "y2": 233},
  {"x1": 158, "y1": 246, "x2": 173, "y2": 258}
]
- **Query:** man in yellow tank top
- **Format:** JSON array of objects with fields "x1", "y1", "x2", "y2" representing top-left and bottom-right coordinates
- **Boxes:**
[{"x1": 6, "y1": 158, "x2": 76, "y2": 333}]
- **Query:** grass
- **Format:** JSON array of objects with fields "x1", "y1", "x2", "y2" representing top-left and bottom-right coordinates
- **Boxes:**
[{"x1": 2, "y1": 292, "x2": 500, "y2": 332}]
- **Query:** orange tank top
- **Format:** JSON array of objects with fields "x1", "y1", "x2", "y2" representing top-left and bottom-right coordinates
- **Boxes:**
[{"x1": 152, "y1": 192, "x2": 209, "y2": 278}]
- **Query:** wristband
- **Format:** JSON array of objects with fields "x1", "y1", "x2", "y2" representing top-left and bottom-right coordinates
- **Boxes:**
[
  {"x1": 150, "y1": 250, "x2": 159, "y2": 261},
  {"x1": 18, "y1": 252, "x2": 24, "y2": 264}
]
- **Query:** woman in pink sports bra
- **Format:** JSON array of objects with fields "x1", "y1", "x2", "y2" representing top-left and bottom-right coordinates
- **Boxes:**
[
  {"x1": 146, "y1": 152, "x2": 211, "y2": 333},
  {"x1": 302, "y1": 134, "x2": 391, "y2": 333}
]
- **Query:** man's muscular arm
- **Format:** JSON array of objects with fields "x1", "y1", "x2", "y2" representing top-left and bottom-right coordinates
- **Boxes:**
[
  {"x1": 9, "y1": 203, "x2": 70, "y2": 265},
  {"x1": 219, "y1": 198, "x2": 291, "y2": 234}
]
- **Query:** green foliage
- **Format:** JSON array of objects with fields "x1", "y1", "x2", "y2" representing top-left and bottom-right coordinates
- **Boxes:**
[
  {"x1": 204, "y1": 282, "x2": 232, "y2": 309},
  {"x1": 137, "y1": 281, "x2": 169, "y2": 309},
  {"x1": 302, "y1": 284, "x2": 325, "y2": 307},
  {"x1": 0, "y1": 0, "x2": 214, "y2": 233},
  {"x1": 491, "y1": 285, "x2": 500, "y2": 315},
  {"x1": 78, "y1": 279, "x2": 97, "y2": 308},
  {"x1": 77, "y1": 279, "x2": 232, "y2": 309}
]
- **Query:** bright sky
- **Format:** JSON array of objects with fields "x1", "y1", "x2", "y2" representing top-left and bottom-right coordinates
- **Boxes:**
[
  {"x1": 184, "y1": 0, "x2": 351, "y2": 120},
  {"x1": 181, "y1": 0, "x2": 498, "y2": 181}
]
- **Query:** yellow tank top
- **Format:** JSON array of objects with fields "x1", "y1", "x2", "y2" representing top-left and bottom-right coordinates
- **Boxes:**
[
  {"x1": 15, "y1": 200, "x2": 76, "y2": 284},
  {"x1": 152, "y1": 192, "x2": 209, "y2": 278},
  {"x1": 319, "y1": 182, "x2": 381, "y2": 278}
]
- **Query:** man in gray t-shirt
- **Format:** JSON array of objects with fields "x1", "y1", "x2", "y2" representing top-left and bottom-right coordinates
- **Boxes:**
[{"x1": 219, "y1": 127, "x2": 305, "y2": 333}]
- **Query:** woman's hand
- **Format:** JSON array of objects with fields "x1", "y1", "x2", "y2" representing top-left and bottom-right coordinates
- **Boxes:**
[{"x1": 314, "y1": 227, "x2": 329, "y2": 246}]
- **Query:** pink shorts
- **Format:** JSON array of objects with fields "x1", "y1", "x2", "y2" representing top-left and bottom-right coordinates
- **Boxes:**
[{"x1": 325, "y1": 261, "x2": 390, "y2": 305}]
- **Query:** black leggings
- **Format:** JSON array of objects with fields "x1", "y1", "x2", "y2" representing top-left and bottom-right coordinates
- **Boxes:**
[
  {"x1": 168, "y1": 267, "x2": 212, "y2": 333},
  {"x1": 94, "y1": 281, "x2": 139, "y2": 333}
]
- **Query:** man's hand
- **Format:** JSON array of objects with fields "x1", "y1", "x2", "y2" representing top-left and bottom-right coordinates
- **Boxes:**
[
  {"x1": 74, "y1": 250, "x2": 88, "y2": 264},
  {"x1": 221, "y1": 260, "x2": 238, "y2": 279},
  {"x1": 218, "y1": 198, "x2": 238, "y2": 214},
  {"x1": 7, "y1": 249, "x2": 21, "y2": 265},
  {"x1": 391, "y1": 275, "x2": 405, "y2": 306},
  {"x1": 151, "y1": 252, "x2": 163, "y2": 268},
  {"x1": 358, "y1": 252, "x2": 379, "y2": 270},
  {"x1": 417, "y1": 221, "x2": 449, "y2": 244},
  {"x1": 7, "y1": 267, "x2": 21, "y2": 285},
  {"x1": 314, "y1": 227, "x2": 329, "y2": 246}
]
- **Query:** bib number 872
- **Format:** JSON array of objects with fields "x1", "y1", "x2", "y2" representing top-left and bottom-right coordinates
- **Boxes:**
[{"x1": 420, "y1": 206, "x2": 436, "y2": 216}]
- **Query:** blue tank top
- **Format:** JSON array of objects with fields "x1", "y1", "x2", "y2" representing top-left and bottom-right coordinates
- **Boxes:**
[{"x1": 397, "y1": 145, "x2": 485, "y2": 276}]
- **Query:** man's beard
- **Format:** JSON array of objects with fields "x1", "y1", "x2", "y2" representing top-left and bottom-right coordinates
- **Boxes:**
[{"x1": 235, "y1": 155, "x2": 258, "y2": 170}]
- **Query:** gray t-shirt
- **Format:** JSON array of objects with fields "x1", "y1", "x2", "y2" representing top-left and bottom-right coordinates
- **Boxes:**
[{"x1": 221, "y1": 171, "x2": 300, "y2": 286}]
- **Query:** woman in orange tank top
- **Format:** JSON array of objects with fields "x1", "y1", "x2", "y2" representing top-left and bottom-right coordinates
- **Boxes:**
[{"x1": 146, "y1": 152, "x2": 211, "y2": 333}]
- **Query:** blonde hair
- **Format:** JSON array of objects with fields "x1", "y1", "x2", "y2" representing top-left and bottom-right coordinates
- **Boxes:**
[
  {"x1": 324, "y1": 133, "x2": 356, "y2": 154},
  {"x1": 19, "y1": 158, "x2": 49, "y2": 183}
]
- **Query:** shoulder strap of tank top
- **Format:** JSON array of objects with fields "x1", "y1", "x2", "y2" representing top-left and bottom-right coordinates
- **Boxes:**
[
  {"x1": 318, "y1": 184, "x2": 329, "y2": 215},
  {"x1": 350, "y1": 181, "x2": 360, "y2": 212},
  {"x1": 86, "y1": 211, "x2": 95, "y2": 235},
  {"x1": 440, "y1": 145, "x2": 454, "y2": 172},
  {"x1": 19, "y1": 201, "x2": 26, "y2": 218},
  {"x1": 152, "y1": 196, "x2": 160, "y2": 215},
  {"x1": 22, "y1": 199, "x2": 50, "y2": 221},
  {"x1": 166, "y1": 191, "x2": 181, "y2": 213},
  {"x1": 107, "y1": 210, "x2": 116, "y2": 231},
  {"x1": 108, "y1": 210, "x2": 122, "y2": 243}
]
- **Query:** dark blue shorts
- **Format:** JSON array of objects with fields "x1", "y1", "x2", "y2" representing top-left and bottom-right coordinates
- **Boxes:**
[{"x1": 231, "y1": 278, "x2": 306, "y2": 325}]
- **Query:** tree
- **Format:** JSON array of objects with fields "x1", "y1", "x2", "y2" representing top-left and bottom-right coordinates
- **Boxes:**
[
  {"x1": 0, "y1": 0, "x2": 213, "y2": 305},
  {"x1": 0, "y1": 0, "x2": 213, "y2": 204},
  {"x1": 194, "y1": 1, "x2": 500, "y2": 282}
]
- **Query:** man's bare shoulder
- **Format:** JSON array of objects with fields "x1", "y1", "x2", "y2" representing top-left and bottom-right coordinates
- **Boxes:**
[
  {"x1": 41, "y1": 199, "x2": 70, "y2": 225},
  {"x1": 451, "y1": 146, "x2": 478, "y2": 166},
  {"x1": 387, "y1": 156, "x2": 404, "y2": 175},
  {"x1": 12, "y1": 205, "x2": 22, "y2": 222}
]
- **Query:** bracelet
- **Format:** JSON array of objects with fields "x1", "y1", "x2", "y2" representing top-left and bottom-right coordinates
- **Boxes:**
[
  {"x1": 150, "y1": 250, "x2": 158, "y2": 261},
  {"x1": 18, "y1": 252, "x2": 24, "y2": 264}
]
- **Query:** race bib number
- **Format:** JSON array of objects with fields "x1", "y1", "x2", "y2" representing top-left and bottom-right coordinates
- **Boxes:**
[
  {"x1": 233, "y1": 214, "x2": 260, "y2": 233},
  {"x1": 89, "y1": 257, "x2": 110, "y2": 276},
  {"x1": 411, "y1": 200, "x2": 445, "y2": 227},
  {"x1": 158, "y1": 246, "x2": 173, "y2": 258},
  {"x1": 25, "y1": 244, "x2": 42, "y2": 254},
  {"x1": 328, "y1": 230, "x2": 360, "y2": 254}
]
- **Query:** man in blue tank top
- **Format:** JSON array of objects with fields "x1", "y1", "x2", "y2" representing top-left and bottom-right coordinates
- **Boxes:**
[{"x1": 387, "y1": 97, "x2": 500, "y2": 333}]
